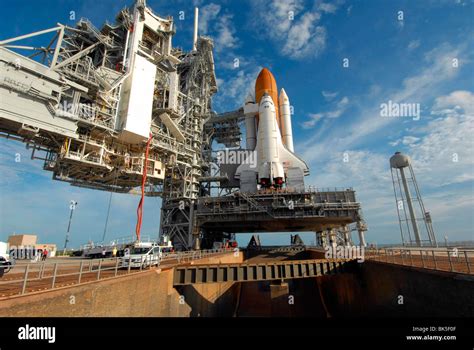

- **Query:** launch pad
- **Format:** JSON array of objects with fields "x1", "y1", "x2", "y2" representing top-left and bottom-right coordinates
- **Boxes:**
[
  {"x1": 196, "y1": 189, "x2": 364, "y2": 248},
  {"x1": 0, "y1": 0, "x2": 367, "y2": 250},
  {"x1": 197, "y1": 189, "x2": 361, "y2": 231}
]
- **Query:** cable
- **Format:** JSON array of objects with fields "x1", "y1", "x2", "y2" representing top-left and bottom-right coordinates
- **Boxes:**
[
  {"x1": 102, "y1": 160, "x2": 121, "y2": 243},
  {"x1": 135, "y1": 133, "x2": 153, "y2": 242}
]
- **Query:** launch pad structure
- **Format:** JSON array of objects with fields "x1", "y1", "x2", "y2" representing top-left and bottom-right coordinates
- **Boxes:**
[{"x1": 0, "y1": 1, "x2": 367, "y2": 250}]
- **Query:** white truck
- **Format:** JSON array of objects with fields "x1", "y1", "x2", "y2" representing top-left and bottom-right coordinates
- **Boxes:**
[
  {"x1": 121, "y1": 241, "x2": 173, "y2": 268},
  {"x1": 0, "y1": 242, "x2": 8, "y2": 260},
  {"x1": 0, "y1": 242, "x2": 13, "y2": 277}
]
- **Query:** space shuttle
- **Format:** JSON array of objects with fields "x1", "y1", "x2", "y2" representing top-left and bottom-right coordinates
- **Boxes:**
[{"x1": 235, "y1": 68, "x2": 309, "y2": 190}]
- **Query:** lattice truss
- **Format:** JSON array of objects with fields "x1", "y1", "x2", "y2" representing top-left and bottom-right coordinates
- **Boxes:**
[{"x1": 0, "y1": 2, "x2": 217, "y2": 198}]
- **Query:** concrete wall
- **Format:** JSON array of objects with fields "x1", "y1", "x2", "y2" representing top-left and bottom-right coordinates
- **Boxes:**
[
  {"x1": 0, "y1": 268, "x2": 240, "y2": 317},
  {"x1": 0, "y1": 252, "x2": 243, "y2": 317},
  {"x1": 189, "y1": 251, "x2": 244, "y2": 265},
  {"x1": 1, "y1": 254, "x2": 472, "y2": 317},
  {"x1": 234, "y1": 260, "x2": 474, "y2": 317},
  {"x1": 317, "y1": 261, "x2": 474, "y2": 317},
  {"x1": 360, "y1": 261, "x2": 474, "y2": 317}
]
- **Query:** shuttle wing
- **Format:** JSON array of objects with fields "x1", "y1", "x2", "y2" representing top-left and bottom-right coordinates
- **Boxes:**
[{"x1": 278, "y1": 144, "x2": 310, "y2": 175}]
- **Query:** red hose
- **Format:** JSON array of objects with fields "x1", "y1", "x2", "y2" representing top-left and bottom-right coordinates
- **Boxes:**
[{"x1": 136, "y1": 133, "x2": 153, "y2": 241}]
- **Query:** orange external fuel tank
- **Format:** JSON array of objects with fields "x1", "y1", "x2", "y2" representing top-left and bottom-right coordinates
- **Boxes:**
[{"x1": 255, "y1": 68, "x2": 280, "y2": 129}]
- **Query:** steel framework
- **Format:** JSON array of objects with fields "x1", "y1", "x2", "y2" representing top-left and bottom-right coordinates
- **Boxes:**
[
  {"x1": 0, "y1": 1, "x2": 220, "y2": 249},
  {"x1": 0, "y1": 1, "x2": 368, "y2": 251}
]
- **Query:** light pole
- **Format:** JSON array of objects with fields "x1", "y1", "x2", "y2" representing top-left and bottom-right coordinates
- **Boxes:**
[{"x1": 64, "y1": 200, "x2": 78, "y2": 252}]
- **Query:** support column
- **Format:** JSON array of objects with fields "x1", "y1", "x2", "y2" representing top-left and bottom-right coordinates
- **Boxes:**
[
  {"x1": 400, "y1": 167, "x2": 422, "y2": 246},
  {"x1": 160, "y1": 199, "x2": 195, "y2": 251},
  {"x1": 315, "y1": 231, "x2": 323, "y2": 247},
  {"x1": 358, "y1": 230, "x2": 366, "y2": 247},
  {"x1": 342, "y1": 225, "x2": 351, "y2": 246},
  {"x1": 329, "y1": 229, "x2": 337, "y2": 248},
  {"x1": 321, "y1": 232, "x2": 327, "y2": 247},
  {"x1": 357, "y1": 221, "x2": 367, "y2": 247},
  {"x1": 325, "y1": 229, "x2": 331, "y2": 247}
]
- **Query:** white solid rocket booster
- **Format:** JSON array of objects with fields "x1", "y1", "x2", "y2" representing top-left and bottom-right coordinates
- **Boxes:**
[
  {"x1": 245, "y1": 93, "x2": 257, "y2": 150},
  {"x1": 278, "y1": 88, "x2": 294, "y2": 152}
]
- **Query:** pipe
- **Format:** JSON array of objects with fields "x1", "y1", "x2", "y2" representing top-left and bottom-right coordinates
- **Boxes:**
[
  {"x1": 122, "y1": 27, "x2": 131, "y2": 71},
  {"x1": 135, "y1": 133, "x2": 153, "y2": 242}
]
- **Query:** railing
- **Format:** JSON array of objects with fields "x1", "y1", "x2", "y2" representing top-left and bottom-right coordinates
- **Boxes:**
[
  {"x1": 365, "y1": 247, "x2": 473, "y2": 274},
  {"x1": 80, "y1": 235, "x2": 153, "y2": 250},
  {"x1": 0, "y1": 248, "x2": 236, "y2": 298},
  {"x1": 238, "y1": 192, "x2": 275, "y2": 217},
  {"x1": 376, "y1": 241, "x2": 474, "y2": 249},
  {"x1": 306, "y1": 186, "x2": 354, "y2": 193}
]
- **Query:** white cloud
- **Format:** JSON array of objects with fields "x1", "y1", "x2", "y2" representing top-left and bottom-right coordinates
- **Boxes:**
[
  {"x1": 213, "y1": 66, "x2": 262, "y2": 111},
  {"x1": 322, "y1": 90, "x2": 339, "y2": 101},
  {"x1": 302, "y1": 113, "x2": 323, "y2": 128},
  {"x1": 327, "y1": 96, "x2": 349, "y2": 118},
  {"x1": 318, "y1": 2, "x2": 338, "y2": 14},
  {"x1": 199, "y1": 3, "x2": 221, "y2": 34},
  {"x1": 310, "y1": 150, "x2": 391, "y2": 190},
  {"x1": 299, "y1": 42, "x2": 469, "y2": 163},
  {"x1": 389, "y1": 140, "x2": 400, "y2": 147},
  {"x1": 403, "y1": 136, "x2": 419, "y2": 145},
  {"x1": 250, "y1": 0, "x2": 340, "y2": 60},
  {"x1": 214, "y1": 14, "x2": 238, "y2": 52},
  {"x1": 192, "y1": 0, "x2": 205, "y2": 6},
  {"x1": 406, "y1": 94, "x2": 474, "y2": 188},
  {"x1": 315, "y1": 147, "x2": 470, "y2": 241},
  {"x1": 408, "y1": 39, "x2": 420, "y2": 51},
  {"x1": 215, "y1": 77, "x2": 224, "y2": 88},
  {"x1": 282, "y1": 14, "x2": 326, "y2": 59},
  {"x1": 199, "y1": 3, "x2": 238, "y2": 52},
  {"x1": 432, "y1": 90, "x2": 474, "y2": 115},
  {"x1": 306, "y1": 150, "x2": 399, "y2": 242},
  {"x1": 305, "y1": 118, "x2": 474, "y2": 243},
  {"x1": 302, "y1": 96, "x2": 349, "y2": 128},
  {"x1": 295, "y1": 43, "x2": 473, "y2": 243}
]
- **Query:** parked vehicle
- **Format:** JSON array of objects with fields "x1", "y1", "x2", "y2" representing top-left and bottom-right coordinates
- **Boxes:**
[
  {"x1": 121, "y1": 242, "x2": 172, "y2": 268},
  {"x1": 83, "y1": 245, "x2": 112, "y2": 259},
  {"x1": 0, "y1": 255, "x2": 13, "y2": 278}
]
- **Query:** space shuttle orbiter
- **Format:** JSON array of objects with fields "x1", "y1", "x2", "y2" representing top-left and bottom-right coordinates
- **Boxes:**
[{"x1": 235, "y1": 68, "x2": 309, "y2": 189}]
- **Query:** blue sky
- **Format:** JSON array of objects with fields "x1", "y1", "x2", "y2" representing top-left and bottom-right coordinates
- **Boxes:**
[{"x1": 1, "y1": 0, "x2": 473, "y2": 248}]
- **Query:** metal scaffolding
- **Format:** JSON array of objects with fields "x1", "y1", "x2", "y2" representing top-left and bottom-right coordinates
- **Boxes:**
[{"x1": 0, "y1": 1, "x2": 368, "y2": 251}]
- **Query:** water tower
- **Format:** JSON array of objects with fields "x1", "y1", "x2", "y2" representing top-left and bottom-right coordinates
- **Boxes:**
[{"x1": 390, "y1": 152, "x2": 437, "y2": 246}]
